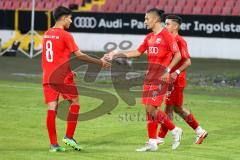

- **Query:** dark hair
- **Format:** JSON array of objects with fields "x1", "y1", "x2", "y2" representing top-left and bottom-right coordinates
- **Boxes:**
[
  {"x1": 53, "y1": 6, "x2": 72, "y2": 21},
  {"x1": 146, "y1": 8, "x2": 165, "y2": 21},
  {"x1": 165, "y1": 15, "x2": 182, "y2": 25}
]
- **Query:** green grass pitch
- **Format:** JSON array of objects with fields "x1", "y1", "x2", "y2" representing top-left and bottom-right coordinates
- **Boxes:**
[
  {"x1": 0, "y1": 80, "x2": 240, "y2": 160},
  {"x1": 0, "y1": 56, "x2": 240, "y2": 160}
]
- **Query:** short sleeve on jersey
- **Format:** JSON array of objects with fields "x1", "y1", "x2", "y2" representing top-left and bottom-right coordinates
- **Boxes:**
[
  {"x1": 180, "y1": 40, "x2": 190, "y2": 59},
  {"x1": 137, "y1": 36, "x2": 148, "y2": 54},
  {"x1": 64, "y1": 33, "x2": 79, "y2": 53},
  {"x1": 163, "y1": 30, "x2": 179, "y2": 54}
]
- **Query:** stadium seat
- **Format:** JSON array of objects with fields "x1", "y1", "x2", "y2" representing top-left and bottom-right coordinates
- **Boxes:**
[
  {"x1": 126, "y1": 5, "x2": 136, "y2": 13},
  {"x1": 202, "y1": 7, "x2": 212, "y2": 15},
  {"x1": 45, "y1": 2, "x2": 54, "y2": 10},
  {"x1": 164, "y1": 5, "x2": 173, "y2": 14},
  {"x1": 149, "y1": 0, "x2": 158, "y2": 6},
  {"x1": 205, "y1": 0, "x2": 216, "y2": 7},
  {"x1": 36, "y1": 1, "x2": 45, "y2": 10},
  {"x1": 185, "y1": 0, "x2": 195, "y2": 8},
  {"x1": 215, "y1": 0, "x2": 225, "y2": 8},
  {"x1": 173, "y1": 6, "x2": 183, "y2": 14},
  {"x1": 155, "y1": 4, "x2": 164, "y2": 11},
  {"x1": 131, "y1": 0, "x2": 141, "y2": 6},
  {"x1": 12, "y1": 1, "x2": 20, "y2": 9},
  {"x1": 176, "y1": 0, "x2": 186, "y2": 7},
  {"x1": 146, "y1": 5, "x2": 155, "y2": 11},
  {"x1": 167, "y1": 0, "x2": 177, "y2": 6},
  {"x1": 232, "y1": 6, "x2": 240, "y2": 16},
  {"x1": 108, "y1": 3, "x2": 118, "y2": 12},
  {"x1": 212, "y1": 7, "x2": 222, "y2": 15},
  {"x1": 225, "y1": 0, "x2": 235, "y2": 8},
  {"x1": 140, "y1": 0, "x2": 150, "y2": 6},
  {"x1": 222, "y1": 7, "x2": 232, "y2": 15},
  {"x1": 20, "y1": 1, "x2": 29, "y2": 9},
  {"x1": 182, "y1": 6, "x2": 193, "y2": 15},
  {"x1": 158, "y1": 0, "x2": 168, "y2": 6},
  {"x1": 135, "y1": 4, "x2": 146, "y2": 13},
  {"x1": 195, "y1": 0, "x2": 206, "y2": 8},
  {"x1": 124, "y1": 0, "x2": 132, "y2": 5},
  {"x1": 117, "y1": 4, "x2": 126, "y2": 13},
  {"x1": 3, "y1": 1, "x2": 13, "y2": 10},
  {"x1": 192, "y1": 7, "x2": 202, "y2": 15},
  {"x1": 0, "y1": 1, "x2": 4, "y2": 9},
  {"x1": 100, "y1": 4, "x2": 108, "y2": 12},
  {"x1": 145, "y1": 5, "x2": 157, "y2": 12},
  {"x1": 1, "y1": 0, "x2": 239, "y2": 16}
]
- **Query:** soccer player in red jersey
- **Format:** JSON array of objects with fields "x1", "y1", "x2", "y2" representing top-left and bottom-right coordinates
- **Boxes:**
[
  {"x1": 42, "y1": 6, "x2": 110, "y2": 152},
  {"x1": 104, "y1": 8, "x2": 183, "y2": 151},
  {"x1": 157, "y1": 15, "x2": 208, "y2": 145}
]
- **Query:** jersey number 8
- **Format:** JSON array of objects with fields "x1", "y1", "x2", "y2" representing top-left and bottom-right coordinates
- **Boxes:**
[{"x1": 46, "y1": 40, "x2": 53, "y2": 62}]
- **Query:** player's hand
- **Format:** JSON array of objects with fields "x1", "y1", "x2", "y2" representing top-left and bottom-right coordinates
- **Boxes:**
[
  {"x1": 103, "y1": 54, "x2": 111, "y2": 61},
  {"x1": 161, "y1": 72, "x2": 170, "y2": 83},
  {"x1": 100, "y1": 57, "x2": 111, "y2": 68},
  {"x1": 104, "y1": 50, "x2": 118, "y2": 61},
  {"x1": 170, "y1": 72, "x2": 178, "y2": 83}
]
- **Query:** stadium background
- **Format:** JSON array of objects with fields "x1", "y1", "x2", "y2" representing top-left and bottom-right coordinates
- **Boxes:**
[{"x1": 0, "y1": 0, "x2": 240, "y2": 160}]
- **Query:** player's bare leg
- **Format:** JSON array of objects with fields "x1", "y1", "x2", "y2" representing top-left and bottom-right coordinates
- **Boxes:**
[
  {"x1": 62, "y1": 97, "x2": 82, "y2": 151},
  {"x1": 174, "y1": 107, "x2": 208, "y2": 144},
  {"x1": 136, "y1": 105, "x2": 158, "y2": 152},
  {"x1": 157, "y1": 105, "x2": 174, "y2": 145},
  {"x1": 136, "y1": 105, "x2": 183, "y2": 151},
  {"x1": 47, "y1": 100, "x2": 66, "y2": 152},
  {"x1": 149, "y1": 105, "x2": 183, "y2": 150}
]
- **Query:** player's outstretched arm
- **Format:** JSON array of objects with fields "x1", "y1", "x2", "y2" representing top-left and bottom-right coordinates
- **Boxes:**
[
  {"x1": 74, "y1": 50, "x2": 111, "y2": 68},
  {"x1": 104, "y1": 50, "x2": 142, "y2": 61}
]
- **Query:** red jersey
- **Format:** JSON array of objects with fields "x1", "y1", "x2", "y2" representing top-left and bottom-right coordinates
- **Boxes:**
[
  {"x1": 171, "y1": 35, "x2": 190, "y2": 87},
  {"x1": 137, "y1": 28, "x2": 179, "y2": 85},
  {"x1": 42, "y1": 28, "x2": 79, "y2": 84}
]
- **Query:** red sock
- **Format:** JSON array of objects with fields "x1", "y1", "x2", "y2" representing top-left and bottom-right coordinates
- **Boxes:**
[
  {"x1": 46, "y1": 110, "x2": 57, "y2": 145},
  {"x1": 66, "y1": 104, "x2": 80, "y2": 138},
  {"x1": 147, "y1": 114, "x2": 158, "y2": 139},
  {"x1": 156, "y1": 110, "x2": 175, "y2": 130},
  {"x1": 184, "y1": 114, "x2": 199, "y2": 130},
  {"x1": 158, "y1": 124, "x2": 169, "y2": 138}
]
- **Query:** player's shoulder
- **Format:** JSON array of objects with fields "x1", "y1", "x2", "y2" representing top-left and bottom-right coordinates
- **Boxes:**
[
  {"x1": 162, "y1": 28, "x2": 171, "y2": 35},
  {"x1": 43, "y1": 28, "x2": 52, "y2": 35},
  {"x1": 45, "y1": 28, "x2": 70, "y2": 35},
  {"x1": 53, "y1": 28, "x2": 70, "y2": 36},
  {"x1": 161, "y1": 28, "x2": 174, "y2": 39},
  {"x1": 176, "y1": 35, "x2": 185, "y2": 41},
  {"x1": 176, "y1": 35, "x2": 187, "y2": 45}
]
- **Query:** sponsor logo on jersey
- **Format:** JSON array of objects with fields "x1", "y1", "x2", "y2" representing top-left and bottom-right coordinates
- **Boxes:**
[
  {"x1": 149, "y1": 47, "x2": 159, "y2": 54},
  {"x1": 156, "y1": 38, "x2": 161, "y2": 44}
]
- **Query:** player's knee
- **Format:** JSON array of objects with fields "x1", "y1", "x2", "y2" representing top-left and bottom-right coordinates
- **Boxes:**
[
  {"x1": 174, "y1": 107, "x2": 184, "y2": 114},
  {"x1": 145, "y1": 105, "x2": 156, "y2": 114},
  {"x1": 174, "y1": 107, "x2": 189, "y2": 118},
  {"x1": 182, "y1": 108, "x2": 190, "y2": 116},
  {"x1": 167, "y1": 112, "x2": 173, "y2": 120},
  {"x1": 70, "y1": 97, "x2": 79, "y2": 105},
  {"x1": 47, "y1": 101, "x2": 58, "y2": 110},
  {"x1": 165, "y1": 105, "x2": 173, "y2": 113}
]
